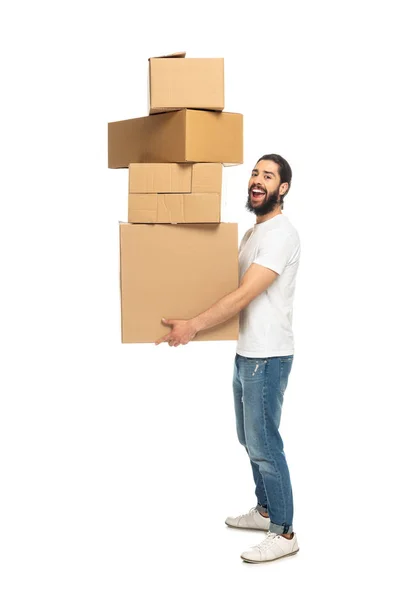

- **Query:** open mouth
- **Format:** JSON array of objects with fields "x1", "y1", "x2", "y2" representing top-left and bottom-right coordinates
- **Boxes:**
[{"x1": 250, "y1": 187, "x2": 266, "y2": 201}]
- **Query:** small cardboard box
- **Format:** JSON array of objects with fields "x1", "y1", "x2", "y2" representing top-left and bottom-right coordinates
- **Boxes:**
[
  {"x1": 148, "y1": 51, "x2": 224, "y2": 114},
  {"x1": 128, "y1": 193, "x2": 221, "y2": 223},
  {"x1": 128, "y1": 163, "x2": 223, "y2": 194},
  {"x1": 108, "y1": 109, "x2": 243, "y2": 167},
  {"x1": 119, "y1": 223, "x2": 239, "y2": 343}
]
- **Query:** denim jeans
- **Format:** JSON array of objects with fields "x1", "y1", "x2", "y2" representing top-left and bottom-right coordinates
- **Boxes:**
[{"x1": 233, "y1": 353, "x2": 294, "y2": 534}]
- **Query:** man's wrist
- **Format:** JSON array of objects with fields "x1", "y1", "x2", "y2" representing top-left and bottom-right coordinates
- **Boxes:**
[{"x1": 190, "y1": 316, "x2": 202, "y2": 335}]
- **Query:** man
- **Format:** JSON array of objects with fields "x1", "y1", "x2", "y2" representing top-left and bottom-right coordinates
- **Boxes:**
[{"x1": 155, "y1": 154, "x2": 301, "y2": 563}]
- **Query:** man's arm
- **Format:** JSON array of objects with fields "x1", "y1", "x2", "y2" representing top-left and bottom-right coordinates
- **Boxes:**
[{"x1": 155, "y1": 263, "x2": 279, "y2": 346}]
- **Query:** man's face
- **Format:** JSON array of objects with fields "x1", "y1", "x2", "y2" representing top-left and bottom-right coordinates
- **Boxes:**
[{"x1": 246, "y1": 160, "x2": 282, "y2": 216}]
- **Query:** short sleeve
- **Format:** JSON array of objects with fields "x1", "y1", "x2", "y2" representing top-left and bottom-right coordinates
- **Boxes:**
[{"x1": 253, "y1": 230, "x2": 295, "y2": 275}]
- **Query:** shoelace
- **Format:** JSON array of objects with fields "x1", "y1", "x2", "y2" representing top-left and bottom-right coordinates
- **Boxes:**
[
  {"x1": 238, "y1": 507, "x2": 258, "y2": 519},
  {"x1": 253, "y1": 531, "x2": 279, "y2": 549}
]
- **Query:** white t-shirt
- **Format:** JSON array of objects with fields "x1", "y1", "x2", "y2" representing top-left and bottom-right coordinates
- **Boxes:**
[{"x1": 236, "y1": 213, "x2": 301, "y2": 358}]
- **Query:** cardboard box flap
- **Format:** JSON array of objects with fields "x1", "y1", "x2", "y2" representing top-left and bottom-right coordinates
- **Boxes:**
[
  {"x1": 128, "y1": 193, "x2": 221, "y2": 224},
  {"x1": 149, "y1": 51, "x2": 186, "y2": 59},
  {"x1": 129, "y1": 163, "x2": 192, "y2": 193},
  {"x1": 192, "y1": 163, "x2": 223, "y2": 193}
]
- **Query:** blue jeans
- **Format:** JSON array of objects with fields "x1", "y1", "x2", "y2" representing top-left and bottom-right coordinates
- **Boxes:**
[{"x1": 233, "y1": 353, "x2": 295, "y2": 534}]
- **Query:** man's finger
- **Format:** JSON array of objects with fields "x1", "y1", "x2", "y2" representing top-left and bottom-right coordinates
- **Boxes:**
[
  {"x1": 155, "y1": 333, "x2": 171, "y2": 345},
  {"x1": 161, "y1": 317, "x2": 175, "y2": 326}
]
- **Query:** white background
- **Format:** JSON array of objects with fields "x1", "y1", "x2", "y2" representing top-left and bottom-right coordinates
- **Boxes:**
[{"x1": 1, "y1": 1, "x2": 400, "y2": 598}]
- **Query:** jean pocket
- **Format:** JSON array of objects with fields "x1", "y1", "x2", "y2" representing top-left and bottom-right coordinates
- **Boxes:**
[
  {"x1": 279, "y1": 355, "x2": 294, "y2": 362},
  {"x1": 240, "y1": 357, "x2": 267, "y2": 380}
]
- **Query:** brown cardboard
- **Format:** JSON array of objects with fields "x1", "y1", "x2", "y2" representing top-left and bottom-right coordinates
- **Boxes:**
[
  {"x1": 119, "y1": 223, "x2": 239, "y2": 343},
  {"x1": 191, "y1": 164, "x2": 223, "y2": 193},
  {"x1": 149, "y1": 54, "x2": 224, "y2": 114},
  {"x1": 128, "y1": 193, "x2": 221, "y2": 223},
  {"x1": 128, "y1": 163, "x2": 222, "y2": 194},
  {"x1": 128, "y1": 163, "x2": 192, "y2": 193},
  {"x1": 152, "y1": 52, "x2": 186, "y2": 58},
  {"x1": 108, "y1": 110, "x2": 243, "y2": 167}
]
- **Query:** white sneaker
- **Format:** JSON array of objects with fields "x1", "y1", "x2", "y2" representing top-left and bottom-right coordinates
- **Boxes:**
[
  {"x1": 225, "y1": 507, "x2": 271, "y2": 531},
  {"x1": 241, "y1": 530, "x2": 299, "y2": 563}
]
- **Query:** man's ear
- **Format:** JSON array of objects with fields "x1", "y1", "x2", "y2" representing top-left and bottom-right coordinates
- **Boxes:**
[{"x1": 280, "y1": 182, "x2": 289, "y2": 196}]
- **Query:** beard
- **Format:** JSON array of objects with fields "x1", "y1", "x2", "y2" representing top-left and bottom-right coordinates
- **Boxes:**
[{"x1": 246, "y1": 186, "x2": 281, "y2": 216}]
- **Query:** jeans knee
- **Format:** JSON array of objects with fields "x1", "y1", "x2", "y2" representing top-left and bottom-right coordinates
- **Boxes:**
[
  {"x1": 238, "y1": 434, "x2": 247, "y2": 448},
  {"x1": 236, "y1": 427, "x2": 247, "y2": 448},
  {"x1": 235, "y1": 410, "x2": 246, "y2": 445}
]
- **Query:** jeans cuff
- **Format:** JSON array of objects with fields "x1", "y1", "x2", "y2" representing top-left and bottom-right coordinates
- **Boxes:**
[
  {"x1": 269, "y1": 522, "x2": 293, "y2": 534},
  {"x1": 256, "y1": 503, "x2": 268, "y2": 514}
]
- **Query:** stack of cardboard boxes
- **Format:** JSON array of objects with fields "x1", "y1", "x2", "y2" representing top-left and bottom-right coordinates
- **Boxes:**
[{"x1": 108, "y1": 52, "x2": 244, "y2": 343}]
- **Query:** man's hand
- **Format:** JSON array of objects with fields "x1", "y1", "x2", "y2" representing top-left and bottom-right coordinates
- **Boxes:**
[{"x1": 155, "y1": 318, "x2": 198, "y2": 347}]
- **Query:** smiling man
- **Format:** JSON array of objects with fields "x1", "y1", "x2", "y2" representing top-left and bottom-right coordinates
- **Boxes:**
[{"x1": 155, "y1": 153, "x2": 301, "y2": 563}]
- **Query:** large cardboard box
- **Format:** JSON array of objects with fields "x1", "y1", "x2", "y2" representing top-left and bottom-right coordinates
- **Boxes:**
[
  {"x1": 128, "y1": 193, "x2": 221, "y2": 223},
  {"x1": 148, "y1": 52, "x2": 224, "y2": 114},
  {"x1": 119, "y1": 223, "x2": 239, "y2": 343},
  {"x1": 108, "y1": 110, "x2": 243, "y2": 167},
  {"x1": 128, "y1": 163, "x2": 222, "y2": 194}
]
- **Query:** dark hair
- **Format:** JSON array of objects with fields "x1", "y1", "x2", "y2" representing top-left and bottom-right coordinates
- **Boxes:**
[{"x1": 256, "y1": 153, "x2": 292, "y2": 206}]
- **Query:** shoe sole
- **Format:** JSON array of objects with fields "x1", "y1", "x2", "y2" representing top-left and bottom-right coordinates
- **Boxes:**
[
  {"x1": 241, "y1": 548, "x2": 300, "y2": 563},
  {"x1": 225, "y1": 522, "x2": 270, "y2": 532}
]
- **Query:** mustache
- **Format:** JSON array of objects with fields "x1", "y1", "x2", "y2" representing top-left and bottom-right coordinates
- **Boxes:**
[{"x1": 249, "y1": 184, "x2": 266, "y2": 192}]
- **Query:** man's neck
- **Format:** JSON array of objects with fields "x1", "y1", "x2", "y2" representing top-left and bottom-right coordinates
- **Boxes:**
[{"x1": 256, "y1": 209, "x2": 283, "y2": 225}]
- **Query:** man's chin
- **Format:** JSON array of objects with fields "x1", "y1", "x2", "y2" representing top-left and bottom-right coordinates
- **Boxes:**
[{"x1": 246, "y1": 200, "x2": 276, "y2": 216}]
